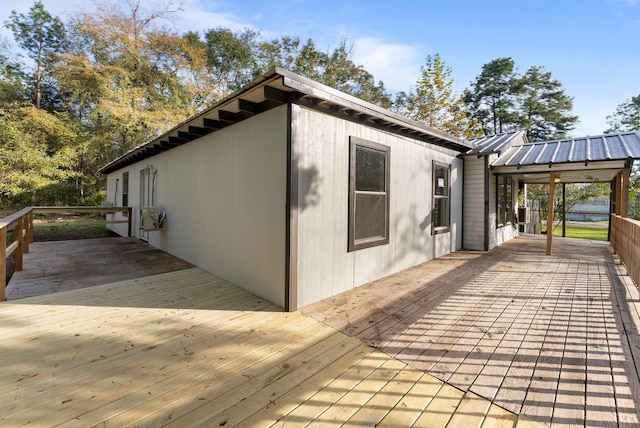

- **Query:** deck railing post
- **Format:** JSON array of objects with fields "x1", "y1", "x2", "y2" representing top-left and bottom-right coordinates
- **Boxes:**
[
  {"x1": 0, "y1": 227, "x2": 6, "y2": 301},
  {"x1": 15, "y1": 216, "x2": 23, "y2": 272},
  {"x1": 127, "y1": 207, "x2": 132, "y2": 237}
]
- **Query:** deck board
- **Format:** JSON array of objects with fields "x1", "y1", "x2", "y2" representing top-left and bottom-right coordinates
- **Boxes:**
[
  {"x1": 6, "y1": 237, "x2": 193, "y2": 299},
  {"x1": 5, "y1": 235, "x2": 636, "y2": 426},
  {"x1": 302, "y1": 235, "x2": 640, "y2": 426},
  {"x1": 0, "y1": 246, "x2": 538, "y2": 427}
]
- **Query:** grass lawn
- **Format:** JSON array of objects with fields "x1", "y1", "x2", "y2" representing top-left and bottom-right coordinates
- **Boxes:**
[
  {"x1": 547, "y1": 224, "x2": 609, "y2": 241},
  {"x1": 32, "y1": 214, "x2": 118, "y2": 241}
]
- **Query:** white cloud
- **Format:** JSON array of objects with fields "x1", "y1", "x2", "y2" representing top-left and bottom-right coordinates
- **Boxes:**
[
  {"x1": 352, "y1": 37, "x2": 423, "y2": 94},
  {"x1": 179, "y1": 0, "x2": 252, "y2": 34}
]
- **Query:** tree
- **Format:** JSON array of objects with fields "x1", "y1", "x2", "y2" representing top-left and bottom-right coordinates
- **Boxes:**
[
  {"x1": 394, "y1": 53, "x2": 479, "y2": 138},
  {"x1": 606, "y1": 95, "x2": 640, "y2": 132},
  {"x1": 0, "y1": 37, "x2": 26, "y2": 106},
  {"x1": 465, "y1": 58, "x2": 578, "y2": 141},
  {"x1": 4, "y1": 1, "x2": 67, "y2": 110},
  {"x1": 290, "y1": 38, "x2": 392, "y2": 108},
  {"x1": 202, "y1": 27, "x2": 260, "y2": 94},
  {"x1": 515, "y1": 66, "x2": 578, "y2": 141},
  {"x1": 258, "y1": 36, "x2": 301, "y2": 72},
  {"x1": 0, "y1": 107, "x2": 75, "y2": 205},
  {"x1": 464, "y1": 57, "x2": 519, "y2": 135}
]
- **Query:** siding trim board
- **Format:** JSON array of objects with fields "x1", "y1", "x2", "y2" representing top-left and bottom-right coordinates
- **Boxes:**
[{"x1": 286, "y1": 102, "x2": 297, "y2": 312}]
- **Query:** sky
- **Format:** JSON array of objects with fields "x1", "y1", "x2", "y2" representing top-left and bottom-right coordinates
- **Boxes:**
[{"x1": 1, "y1": 0, "x2": 639, "y2": 137}]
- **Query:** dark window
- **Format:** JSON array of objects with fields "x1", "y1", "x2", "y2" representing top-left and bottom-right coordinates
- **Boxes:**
[
  {"x1": 122, "y1": 172, "x2": 129, "y2": 207},
  {"x1": 433, "y1": 162, "x2": 450, "y2": 233},
  {"x1": 496, "y1": 176, "x2": 513, "y2": 227},
  {"x1": 348, "y1": 137, "x2": 390, "y2": 251}
]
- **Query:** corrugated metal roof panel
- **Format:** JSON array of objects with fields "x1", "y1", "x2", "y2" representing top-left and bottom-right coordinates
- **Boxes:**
[
  {"x1": 466, "y1": 130, "x2": 526, "y2": 155},
  {"x1": 491, "y1": 131, "x2": 640, "y2": 168}
]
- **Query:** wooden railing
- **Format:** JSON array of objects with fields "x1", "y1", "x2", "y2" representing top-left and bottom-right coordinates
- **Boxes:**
[
  {"x1": 611, "y1": 214, "x2": 640, "y2": 287},
  {"x1": 1, "y1": 206, "x2": 132, "y2": 300}
]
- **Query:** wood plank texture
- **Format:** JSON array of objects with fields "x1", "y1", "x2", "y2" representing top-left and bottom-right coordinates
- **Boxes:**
[
  {"x1": 0, "y1": 258, "x2": 534, "y2": 427},
  {"x1": 6, "y1": 237, "x2": 193, "y2": 299},
  {"x1": 302, "y1": 235, "x2": 640, "y2": 427}
]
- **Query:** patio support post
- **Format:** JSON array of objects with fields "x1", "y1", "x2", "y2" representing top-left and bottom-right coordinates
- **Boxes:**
[
  {"x1": 547, "y1": 171, "x2": 556, "y2": 255},
  {"x1": 621, "y1": 167, "x2": 630, "y2": 218},
  {"x1": 562, "y1": 182, "x2": 566, "y2": 237},
  {"x1": 615, "y1": 172, "x2": 623, "y2": 215}
]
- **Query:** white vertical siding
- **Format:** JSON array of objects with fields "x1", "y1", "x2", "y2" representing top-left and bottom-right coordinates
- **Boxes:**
[
  {"x1": 105, "y1": 106, "x2": 288, "y2": 307},
  {"x1": 462, "y1": 156, "x2": 486, "y2": 251},
  {"x1": 292, "y1": 105, "x2": 462, "y2": 307}
]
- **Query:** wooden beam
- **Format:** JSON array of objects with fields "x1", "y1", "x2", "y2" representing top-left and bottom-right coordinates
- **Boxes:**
[
  {"x1": 238, "y1": 99, "x2": 260, "y2": 114},
  {"x1": 0, "y1": 226, "x2": 5, "y2": 301},
  {"x1": 263, "y1": 85, "x2": 292, "y2": 103},
  {"x1": 188, "y1": 126, "x2": 210, "y2": 136},
  {"x1": 168, "y1": 136, "x2": 187, "y2": 146},
  {"x1": 621, "y1": 167, "x2": 630, "y2": 218},
  {"x1": 546, "y1": 171, "x2": 555, "y2": 256},
  {"x1": 217, "y1": 110, "x2": 239, "y2": 123},
  {"x1": 177, "y1": 131, "x2": 196, "y2": 142},
  {"x1": 615, "y1": 172, "x2": 623, "y2": 215},
  {"x1": 202, "y1": 118, "x2": 225, "y2": 130}
]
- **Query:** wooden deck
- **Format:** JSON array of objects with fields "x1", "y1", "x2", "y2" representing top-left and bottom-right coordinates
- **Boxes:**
[
  {"x1": 0, "y1": 261, "x2": 541, "y2": 427},
  {"x1": 2, "y1": 236, "x2": 638, "y2": 426},
  {"x1": 302, "y1": 235, "x2": 640, "y2": 426},
  {"x1": 5, "y1": 237, "x2": 193, "y2": 299}
]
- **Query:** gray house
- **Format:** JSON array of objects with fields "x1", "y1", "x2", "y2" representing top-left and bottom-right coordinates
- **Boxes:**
[
  {"x1": 100, "y1": 68, "x2": 474, "y2": 310},
  {"x1": 462, "y1": 131, "x2": 528, "y2": 251}
]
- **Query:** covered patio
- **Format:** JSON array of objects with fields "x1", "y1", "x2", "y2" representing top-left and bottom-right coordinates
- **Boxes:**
[{"x1": 2, "y1": 235, "x2": 639, "y2": 426}]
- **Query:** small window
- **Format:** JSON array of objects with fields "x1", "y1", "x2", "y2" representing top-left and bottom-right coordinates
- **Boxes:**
[
  {"x1": 122, "y1": 172, "x2": 129, "y2": 207},
  {"x1": 496, "y1": 176, "x2": 513, "y2": 227},
  {"x1": 433, "y1": 162, "x2": 450, "y2": 234},
  {"x1": 348, "y1": 137, "x2": 390, "y2": 251}
]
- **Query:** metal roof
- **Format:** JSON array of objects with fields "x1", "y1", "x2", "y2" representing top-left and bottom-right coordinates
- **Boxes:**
[
  {"x1": 465, "y1": 130, "x2": 528, "y2": 156},
  {"x1": 99, "y1": 67, "x2": 473, "y2": 174},
  {"x1": 492, "y1": 132, "x2": 640, "y2": 168}
]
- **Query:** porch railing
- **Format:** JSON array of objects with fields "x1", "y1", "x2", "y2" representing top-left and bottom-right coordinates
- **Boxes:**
[
  {"x1": 611, "y1": 214, "x2": 640, "y2": 287},
  {"x1": 1, "y1": 206, "x2": 132, "y2": 300}
]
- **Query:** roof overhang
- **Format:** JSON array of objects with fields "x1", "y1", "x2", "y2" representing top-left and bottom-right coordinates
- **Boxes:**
[
  {"x1": 99, "y1": 67, "x2": 472, "y2": 174},
  {"x1": 492, "y1": 159, "x2": 631, "y2": 183},
  {"x1": 488, "y1": 132, "x2": 640, "y2": 184}
]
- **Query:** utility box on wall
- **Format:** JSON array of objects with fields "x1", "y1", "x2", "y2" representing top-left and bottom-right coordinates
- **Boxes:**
[{"x1": 141, "y1": 207, "x2": 165, "y2": 231}]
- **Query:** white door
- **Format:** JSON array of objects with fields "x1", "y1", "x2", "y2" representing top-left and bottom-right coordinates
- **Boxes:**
[{"x1": 139, "y1": 167, "x2": 152, "y2": 241}]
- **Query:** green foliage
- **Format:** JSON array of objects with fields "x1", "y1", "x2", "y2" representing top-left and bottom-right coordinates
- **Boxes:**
[
  {"x1": 465, "y1": 58, "x2": 578, "y2": 140},
  {"x1": 0, "y1": 107, "x2": 76, "y2": 204},
  {"x1": 394, "y1": 53, "x2": 480, "y2": 138},
  {"x1": 514, "y1": 66, "x2": 577, "y2": 141},
  {"x1": 4, "y1": 0, "x2": 67, "y2": 109},
  {"x1": 528, "y1": 182, "x2": 610, "y2": 222},
  {"x1": 464, "y1": 57, "x2": 519, "y2": 135},
  {"x1": 606, "y1": 94, "x2": 640, "y2": 133}
]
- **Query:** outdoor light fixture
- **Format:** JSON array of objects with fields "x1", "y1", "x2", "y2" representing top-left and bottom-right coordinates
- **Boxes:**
[{"x1": 554, "y1": 176, "x2": 561, "y2": 183}]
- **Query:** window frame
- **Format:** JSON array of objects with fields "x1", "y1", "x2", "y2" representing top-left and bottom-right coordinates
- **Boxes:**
[
  {"x1": 496, "y1": 175, "x2": 513, "y2": 227},
  {"x1": 348, "y1": 137, "x2": 391, "y2": 252},
  {"x1": 432, "y1": 161, "x2": 451, "y2": 235},
  {"x1": 122, "y1": 171, "x2": 129, "y2": 207}
]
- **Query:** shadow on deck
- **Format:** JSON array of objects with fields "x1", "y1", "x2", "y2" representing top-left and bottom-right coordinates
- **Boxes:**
[
  {"x1": 302, "y1": 235, "x2": 640, "y2": 426},
  {"x1": 3, "y1": 235, "x2": 634, "y2": 426},
  {"x1": 6, "y1": 237, "x2": 193, "y2": 300}
]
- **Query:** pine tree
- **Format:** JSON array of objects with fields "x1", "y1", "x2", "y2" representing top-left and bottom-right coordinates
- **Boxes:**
[
  {"x1": 4, "y1": 1, "x2": 67, "y2": 110},
  {"x1": 394, "y1": 53, "x2": 478, "y2": 138},
  {"x1": 606, "y1": 95, "x2": 640, "y2": 132},
  {"x1": 515, "y1": 66, "x2": 577, "y2": 141}
]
